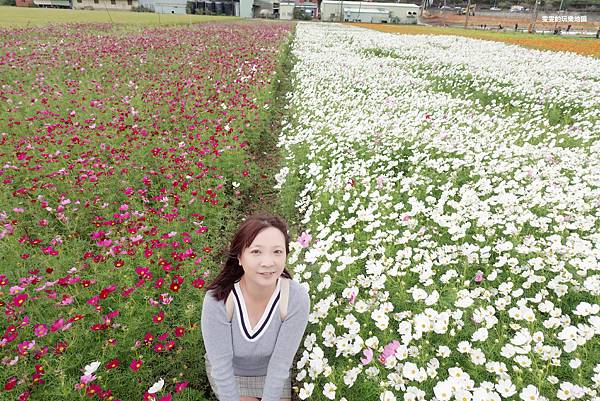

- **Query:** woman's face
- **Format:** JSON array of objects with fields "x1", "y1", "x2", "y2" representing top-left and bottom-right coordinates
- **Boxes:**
[{"x1": 238, "y1": 227, "x2": 287, "y2": 287}]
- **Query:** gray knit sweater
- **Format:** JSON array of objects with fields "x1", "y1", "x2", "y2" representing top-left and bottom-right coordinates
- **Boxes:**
[{"x1": 201, "y1": 277, "x2": 310, "y2": 401}]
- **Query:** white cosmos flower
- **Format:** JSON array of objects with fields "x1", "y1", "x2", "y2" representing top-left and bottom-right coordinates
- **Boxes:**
[
  {"x1": 402, "y1": 362, "x2": 419, "y2": 381},
  {"x1": 148, "y1": 378, "x2": 164, "y2": 394},
  {"x1": 472, "y1": 328, "x2": 489, "y2": 342},
  {"x1": 433, "y1": 380, "x2": 453, "y2": 401},
  {"x1": 83, "y1": 361, "x2": 101, "y2": 376},
  {"x1": 556, "y1": 382, "x2": 575, "y2": 400},
  {"x1": 519, "y1": 384, "x2": 541, "y2": 401},
  {"x1": 298, "y1": 382, "x2": 314, "y2": 400},
  {"x1": 455, "y1": 389, "x2": 473, "y2": 401},
  {"x1": 323, "y1": 382, "x2": 337, "y2": 400},
  {"x1": 380, "y1": 390, "x2": 397, "y2": 401},
  {"x1": 496, "y1": 379, "x2": 517, "y2": 397},
  {"x1": 436, "y1": 345, "x2": 451, "y2": 358}
]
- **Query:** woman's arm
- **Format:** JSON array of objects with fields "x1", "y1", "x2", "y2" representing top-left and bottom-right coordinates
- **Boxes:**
[
  {"x1": 201, "y1": 291, "x2": 240, "y2": 401},
  {"x1": 261, "y1": 283, "x2": 311, "y2": 401}
]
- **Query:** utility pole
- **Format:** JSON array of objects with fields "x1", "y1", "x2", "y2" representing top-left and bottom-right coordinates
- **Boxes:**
[
  {"x1": 464, "y1": 0, "x2": 471, "y2": 28},
  {"x1": 528, "y1": 0, "x2": 540, "y2": 33},
  {"x1": 340, "y1": 0, "x2": 344, "y2": 21}
]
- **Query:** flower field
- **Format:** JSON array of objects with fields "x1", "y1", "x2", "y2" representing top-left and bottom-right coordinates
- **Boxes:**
[
  {"x1": 0, "y1": 22, "x2": 291, "y2": 400},
  {"x1": 278, "y1": 23, "x2": 600, "y2": 401},
  {"x1": 353, "y1": 23, "x2": 600, "y2": 59}
]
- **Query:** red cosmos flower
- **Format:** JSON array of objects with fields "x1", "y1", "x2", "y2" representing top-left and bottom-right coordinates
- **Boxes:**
[
  {"x1": 34, "y1": 364, "x2": 44, "y2": 374},
  {"x1": 130, "y1": 359, "x2": 143, "y2": 371},
  {"x1": 91, "y1": 324, "x2": 108, "y2": 331},
  {"x1": 158, "y1": 393, "x2": 172, "y2": 401},
  {"x1": 12, "y1": 293, "x2": 28, "y2": 307},
  {"x1": 103, "y1": 310, "x2": 120, "y2": 322},
  {"x1": 86, "y1": 383, "x2": 101, "y2": 397},
  {"x1": 153, "y1": 310, "x2": 165, "y2": 324},
  {"x1": 4, "y1": 324, "x2": 17, "y2": 337},
  {"x1": 68, "y1": 314, "x2": 85, "y2": 323},
  {"x1": 17, "y1": 391, "x2": 30, "y2": 401},
  {"x1": 143, "y1": 332, "x2": 154, "y2": 346},
  {"x1": 32, "y1": 372, "x2": 44, "y2": 385},
  {"x1": 175, "y1": 381, "x2": 189, "y2": 393},
  {"x1": 53, "y1": 341, "x2": 68, "y2": 355},
  {"x1": 191, "y1": 277, "x2": 205, "y2": 289},
  {"x1": 105, "y1": 358, "x2": 119, "y2": 369},
  {"x1": 114, "y1": 260, "x2": 124, "y2": 268},
  {"x1": 41, "y1": 245, "x2": 58, "y2": 256},
  {"x1": 153, "y1": 277, "x2": 164, "y2": 289},
  {"x1": 99, "y1": 284, "x2": 116, "y2": 299},
  {"x1": 174, "y1": 326, "x2": 185, "y2": 337},
  {"x1": 4, "y1": 376, "x2": 18, "y2": 391},
  {"x1": 34, "y1": 346, "x2": 49, "y2": 359},
  {"x1": 153, "y1": 342, "x2": 165, "y2": 352},
  {"x1": 3, "y1": 326, "x2": 19, "y2": 343},
  {"x1": 170, "y1": 275, "x2": 183, "y2": 292},
  {"x1": 165, "y1": 340, "x2": 175, "y2": 351},
  {"x1": 203, "y1": 246, "x2": 212, "y2": 253}
]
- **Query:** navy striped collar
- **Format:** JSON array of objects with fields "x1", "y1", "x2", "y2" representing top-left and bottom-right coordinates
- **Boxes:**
[{"x1": 232, "y1": 278, "x2": 281, "y2": 342}]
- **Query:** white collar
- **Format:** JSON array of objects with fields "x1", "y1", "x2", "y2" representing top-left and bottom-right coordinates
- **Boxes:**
[{"x1": 232, "y1": 277, "x2": 281, "y2": 342}]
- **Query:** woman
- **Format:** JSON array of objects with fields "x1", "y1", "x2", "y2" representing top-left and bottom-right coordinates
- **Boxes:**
[{"x1": 201, "y1": 213, "x2": 311, "y2": 401}]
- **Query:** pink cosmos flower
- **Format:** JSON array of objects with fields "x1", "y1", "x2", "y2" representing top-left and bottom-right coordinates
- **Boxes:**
[
  {"x1": 80, "y1": 374, "x2": 96, "y2": 384},
  {"x1": 382, "y1": 340, "x2": 400, "y2": 359},
  {"x1": 51, "y1": 318, "x2": 65, "y2": 332},
  {"x1": 33, "y1": 324, "x2": 48, "y2": 337},
  {"x1": 175, "y1": 381, "x2": 189, "y2": 393},
  {"x1": 10, "y1": 285, "x2": 25, "y2": 295},
  {"x1": 12, "y1": 293, "x2": 28, "y2": 307},
  {"x1": 297, "y1": 232, "x2": 311, "y2": 248},
  {"x1": 17, "y1": 340, "x2": 35, "y2": 355},
  {"x1": 60, "y1": 295, "x2": 74, "y2": 306},
  {"x1": 474, "y1": 271, "x2": 484, "y2": 284},
  {"x1": 130, "y1": 359, "x2": 143, "y2": 371},
  {"x1": 348, "y1": 291, "x2": 356, "y2": 305},
  {"x1": 360, "y1": 348, "x2": 373, "y2": 365}
]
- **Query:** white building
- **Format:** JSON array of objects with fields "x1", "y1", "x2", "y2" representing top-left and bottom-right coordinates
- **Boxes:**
[
  {"x1": 279, "y1": 2, "x2": 294, "y2": 18},
  {"x1": 321, "y1": 0, "x2": 419, "y2": 23},
  {"x1": 70, "y1": 0, "x2": 138, "y2": 9},
  {"x1": 138, "y1": 0, "x2": 185, "y2": 13},
  {"x1": 345, "y1": 7, "x2": 389, "y2": 22}
]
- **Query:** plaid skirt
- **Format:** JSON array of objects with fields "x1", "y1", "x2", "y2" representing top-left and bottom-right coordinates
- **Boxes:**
[{"x1": 204, "y1": 354, "x2": 292, "y2": 399}]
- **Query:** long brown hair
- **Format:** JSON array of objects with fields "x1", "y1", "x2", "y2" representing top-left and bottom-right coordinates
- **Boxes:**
[{"x1": 205, "y1": 213, "x2": 293, "y2": 302}]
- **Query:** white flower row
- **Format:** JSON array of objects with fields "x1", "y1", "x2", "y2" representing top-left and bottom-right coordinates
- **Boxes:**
[{"x1": 279, "y1": 23, "x2": 600, "y2": 401}]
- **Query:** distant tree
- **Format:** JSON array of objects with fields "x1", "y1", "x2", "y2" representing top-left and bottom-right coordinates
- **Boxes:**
[{"x1": 0, "y1": 0, "x2": 17, "y2": 5}]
